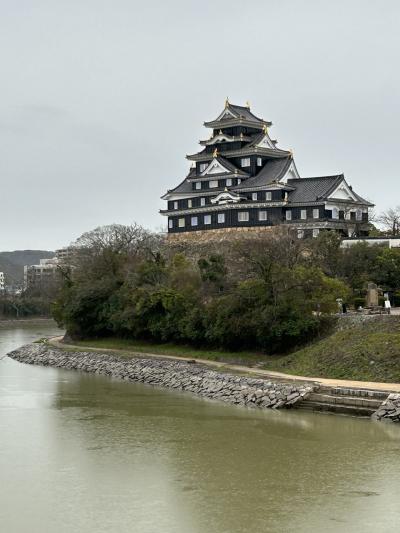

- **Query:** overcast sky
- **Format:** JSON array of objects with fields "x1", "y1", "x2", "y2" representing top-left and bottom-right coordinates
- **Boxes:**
[{"x1": 0, "y1": 0, "x2": 399, "y2": 250}]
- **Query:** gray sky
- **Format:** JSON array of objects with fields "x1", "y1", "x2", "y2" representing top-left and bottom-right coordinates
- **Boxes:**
[{"x1": 1, "y1": 0, "x2": 399, "y2": 250}]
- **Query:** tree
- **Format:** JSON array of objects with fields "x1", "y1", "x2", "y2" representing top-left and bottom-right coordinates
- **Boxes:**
[{"x1": 378, "y1": 206, "x2": 400, "y2": 236}]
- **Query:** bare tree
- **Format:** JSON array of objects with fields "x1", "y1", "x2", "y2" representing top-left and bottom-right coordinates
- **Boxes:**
[{"x1": 378, "y1": 206, "x2": 400, "y2": 236}]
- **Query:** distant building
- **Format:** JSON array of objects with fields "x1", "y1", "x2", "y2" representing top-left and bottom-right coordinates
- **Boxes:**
[
  {"x1": 55, "y1": 246, "x2": 77, "y2": 264},
  {"x1": 24, "y1": 258, "x2": 59, "y2": 291},
  {"x1": 0, "y1": 272, "x2": 4, "y2": 291},
  {"x1": 161, "y1": 100, "x2": 373, "y2": 240}
]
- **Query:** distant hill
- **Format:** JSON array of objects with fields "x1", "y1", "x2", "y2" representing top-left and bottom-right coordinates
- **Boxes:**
[{"x1": 0, "y1": 250, "x2": 55, "y2": 285}]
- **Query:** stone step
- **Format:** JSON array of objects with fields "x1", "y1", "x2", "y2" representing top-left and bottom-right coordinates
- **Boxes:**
[
  {"x1": 317, "y1": 386, "x2": 389, "y2": 400},
  {"x1": 298, "y1": 400, "x2": 376, "y2": 417},
  {"x1": 307, "y1": 392, "x2": 383, "y2": 409}
]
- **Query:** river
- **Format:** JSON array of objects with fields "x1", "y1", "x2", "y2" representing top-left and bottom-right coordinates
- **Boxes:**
[{"x1": 1, "y1": 322, "x2": 400, "y2": 532}]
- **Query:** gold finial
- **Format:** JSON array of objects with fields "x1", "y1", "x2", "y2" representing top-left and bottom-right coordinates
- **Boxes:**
[
  {"x1": 219, "y1": 129, "x2": 223, "y2": 135},
  {"x1": 246, "y1": 100, "x2": 250, "y2": 108},
  {"x1": 240, "y1": 132, "x2": 244, "y2": 139},
  {"x1": 263, "y1": 124, "x2": 268, "y2": 134},
  {"x1": 213, "y1": 148, "x2": 219, "y2": 158},
  {"x1": 224, "y1": 186, "x2": 228, "y2": 192},
  {"x1": 225, "y1": 97, "x2": 229, "y2": 108},
  {"x1": 289, "y1": 149, "x2": 293, "y2": 157}
]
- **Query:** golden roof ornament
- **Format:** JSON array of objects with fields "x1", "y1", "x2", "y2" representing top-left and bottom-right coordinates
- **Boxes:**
[
  {"x1": 225, "y1": 97, "x2": 229, "y2": 108},
  {"x1": 263, "y1": 124, "x2": 268, "y2": 134},
  {"x1": 212, "y1": 148, "x2": 219, "y2": 158},
  {"x1": 240, "y1": 132, "x2": 244, "y2": 139},
  {"x1": 219, "y1": 129, "x2": 223, "y2": 135},
  {"x1": 246, "y1": 100, "x2": 250, "y2": 108},
  {"x1": 289, "y1": 149, "x2": 293, "y2": 157}
]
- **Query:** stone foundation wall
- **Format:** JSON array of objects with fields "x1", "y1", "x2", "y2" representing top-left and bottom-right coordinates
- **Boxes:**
[
  {"x1": 8, "y1": 343, "x2": 313, "y2": 410},
  {"x1": 167, "y1": 226, "x2": 276, "y2": 244}
]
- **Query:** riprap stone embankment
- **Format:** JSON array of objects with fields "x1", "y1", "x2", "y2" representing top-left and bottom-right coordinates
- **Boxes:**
[{"x1": 8, "y1": 343, "x2": 313, "y2": 410}]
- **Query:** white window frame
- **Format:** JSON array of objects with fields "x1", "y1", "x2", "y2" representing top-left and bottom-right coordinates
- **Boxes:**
[
  {"x1": 173, "y1": 201, "x2": 178, "y2": 210},
  {"x1": 312, "y1": 228, "x2": 319, "y2": 238},
  {"x1": 300, "y1": 209, "x2": 307, "y2": 220},
  {"x1": 297, "y1": 229, "x2": 304, "y2": 239},
  {"x1": 191, "y1": 216, "x2": 198, "y2": 226},
  {"x1": 195, "y1": 182, "x2": 201, "y2": 190},
  {"x1": 237, "y1": 178, "x2": 241, "y2": 184},
  {"x1": 200, "y1": 197, "x2": 206, "y2": 206},
  {"x1": 356, "y1": 209, "x2": 362, "y2": 221},
  {"x1": 241, "y1": 158, "x2": 250, "y2": 167},
  {"x1": 286, "y1": 210, "x2": 292, "y2": 221},
  {"x1": 265, "y1": 192, "x2": 272, "y2": 201},
  {"x1": 258, "y1": 211, "x2": 267, "y2": 221},
  {"x1": 188, "y1": 199, "x2": 192, "y2": 208},
  {"x1": 313, "y1": 208, "x2": 319, "y2": 219},
  {"x1": 226, "y1": 178, "x2": 232, "y2": 186},
  {"x1": 204, "y1": 214, "x2": 211, "y2": 225},
  {"x1": 332, "y1": 207, "x2": 339, "y2": 219},
  {"x1": 209, "y1": 180, "x2": 218, "y2": 188},
  {"x1": 217, "y1": 213, "x2": 225, "y2": 224},
  {"x1": 178, "y1": 218, "x2": 185, "y2": 228},
  {"x1": 252, "y1": 192, "x2": 258, "y2": 201},
  {"x1": 199, "y1": 163, "x2": 208, "y2": 173},
  {"x1": 257, "y1": 157, "x2": 262, "y2": 166},
  {"x1": 168, "y1": 219, "x2": 173, "y2": 229},
  {"x1": 238, "y1": 211, "x2": 249, "y2": 222}
]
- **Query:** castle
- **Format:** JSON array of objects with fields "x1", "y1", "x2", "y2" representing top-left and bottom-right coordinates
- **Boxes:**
[{"x1": 161, "y1": 100, "x2": 372, "y2": 239}]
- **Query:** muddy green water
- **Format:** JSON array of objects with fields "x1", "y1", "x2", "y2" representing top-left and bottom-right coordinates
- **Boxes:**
[{"x1": 1, "y1": 323, "x2": 400, "y2": 532}]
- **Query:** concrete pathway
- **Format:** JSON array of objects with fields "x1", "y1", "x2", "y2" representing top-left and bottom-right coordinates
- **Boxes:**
[{"x1": 48, "y1": 337, "x2": 400, "y2": 393}]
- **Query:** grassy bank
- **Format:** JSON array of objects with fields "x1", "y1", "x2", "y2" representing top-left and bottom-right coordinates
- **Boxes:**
[{"x1": 66, "y1": 316, "x2": 400, "y2": 383}]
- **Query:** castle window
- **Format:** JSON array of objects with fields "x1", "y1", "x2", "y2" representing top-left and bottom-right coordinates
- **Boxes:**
[
  {"x1": 168, "y1": 219, "x2": 173, "y2": 229},
  {"x1": 241, "y1": 158, "x2": 250, "y2": 167},
  {"x1": 178, "y1": 218, "x2": 185, "y2": 228},
  {"x1": 195, "y1": 182, "x2": 201, "y2": 190},
  {"x1": 266, "y1": 192, "x2": 272, "y2": 201},
  {"x1": 238, "y1": 211, "x2": 249, "y2": 222},
  {"x1": 259, "y1": 211, "x2": 267, "y2": 221},
  {"x1": 200, "y1": 197, "x2": 206, "y2": 206},
  {"x1": 300, "y1": 209, "x2": 307, "y2": 220},
  {"x1": 218, "y1": 213, "x2": 225, "y2": 224},
  {"x1": 199, "y1": 163, "x2": 208, "y2": 172},
  {"x1": 313, "y1": 208, "x2": 319, "y2": 219},
  {"x1": 312, "y1": 228, "x2": 319, "y2": 238},
  {"x1": 204, "y1": 215, "x2": 211, "y2": 225},
  {"x1": 286, "y1": 210, "x2": 292, "y2": 221},
  {"x1": 332, "y1": 207, "x2": 339, "y2": 219},
  {"x1": 209, "y1": 180, "x2": 218, "y2": 188},
  {"x1": 297, "y1": 229, "x2": 304, "y2": 239},
  {"x1": 226, "y1": 178, "x2": 232, "y2": 186},
  {"x1": 173, "y1": 201, "x2": 178, "y2": 210},
  {"x1": 237, "y1": 178, "x2": 242, "y2": 184},
  {"x1": 191, "y1": 216, "x2": 198, "y2": 226},
  {"x1": 252, "y1": 192, "x2": 258, "y2": 201},
  {"x1": 188, "y1": 199, "x2": 192, "y2": 208},
  {"x1": 356, "y1": 209, "x2": 362, "y2": 221},
  {"x1": 257, "y1": 157, "x2": 262, "y2": 166}
]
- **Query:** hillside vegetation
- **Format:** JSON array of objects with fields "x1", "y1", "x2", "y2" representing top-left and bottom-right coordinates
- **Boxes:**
[{"x1": 263, "y1": 316, "x2": 400, "y2": 382}]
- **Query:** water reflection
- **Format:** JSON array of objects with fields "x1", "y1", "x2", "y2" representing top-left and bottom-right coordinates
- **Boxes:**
[{"x1": 1, "y1": 323, "x2": 400, "y2": 533}]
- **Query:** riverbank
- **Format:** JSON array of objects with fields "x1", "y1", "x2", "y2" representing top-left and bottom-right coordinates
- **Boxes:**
[
  {"x1": 0, "y1": 317, "x2": 57, "y2": 328},
  {"x1": 7, "y1": 342, "x2": 313, "y2": 410},
  {"x1": 67, "y1": 315, "x2": 400, "y2": 383},
  {"x1": 7, "y1": 340, "x2": 400, "y2": 422}
]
